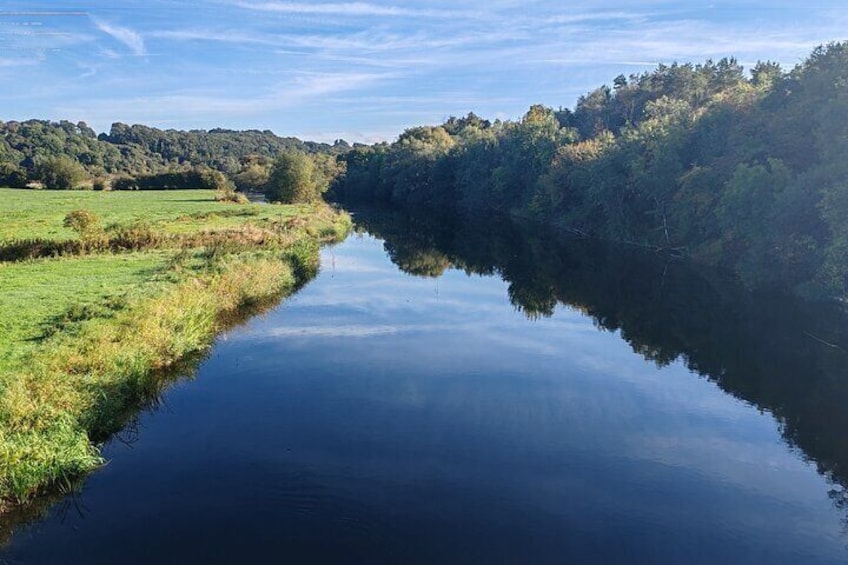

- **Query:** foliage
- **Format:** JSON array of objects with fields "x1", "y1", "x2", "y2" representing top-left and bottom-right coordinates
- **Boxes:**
[
  {"x1": 62, "y1": 209, "x2": 103, "y2": 241},
  {"x1": 112, "y1": 167, "x2": 234, "y2": 191},
  {"x1": 0, "y1": 120, "x2": 349, "y2": 192},
  {"x1": 99, "y1": 123, "x2": 343, "y2": 171},
  {"x1": 91, "y1": 178, "x2": 110, "y2": 191},
  {"x1": 35, "y1": 156, "x2": 87, "y2": 189},
  {"x1": 232, "y1": 159, "x2": 272, "y2": 193},
  {"x1": 0, "y1": 120, "x2": 121, "y2": 181},
  {"x1": 0, "y1": 163, "x2": 27, "y2": 188},
  {"x1": 265, "y1": 150, "x2": 326, "y2": 203},
  {"x1": 215, "y1": 185, "x2": 249, "y2": 204},
  {"x1": 333, "y1": 42, "x2": 848, "y2": 299}
]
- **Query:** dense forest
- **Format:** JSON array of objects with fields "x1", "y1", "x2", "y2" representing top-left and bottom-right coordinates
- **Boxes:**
[
  {"x1": 333, "y1": 43, "x2": 848, "y2": 299},
  {"x1": 0, "y1": 120, "x2": 350, "y2": 194}
]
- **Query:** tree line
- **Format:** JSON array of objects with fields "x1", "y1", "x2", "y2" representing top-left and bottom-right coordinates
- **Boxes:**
[
  {"x1": 332, "y1": 43, "x2": 848, "y2": 299},
  {"x1": 4, "y1": 42, "x2": 848, "y2": 296},
  {"x1": 0, "y1": 119, "x2": 350, "y2": 202}
]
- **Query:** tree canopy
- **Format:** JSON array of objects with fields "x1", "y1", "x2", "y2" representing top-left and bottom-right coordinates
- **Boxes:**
[
  {"x1": 332, "y1": 42, "x2": 848, "y2": 299},
  {"x1": 0, "y1": 120, "x2": 348, "y2": 190},
  {"x1": 266, "y1": 150, "x2": 321, "y2": 203}
]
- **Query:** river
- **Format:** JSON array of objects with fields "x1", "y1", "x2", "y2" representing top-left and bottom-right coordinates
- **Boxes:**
[{"x1": 2, "y1": 211, "x2": 848, "y2": 563}]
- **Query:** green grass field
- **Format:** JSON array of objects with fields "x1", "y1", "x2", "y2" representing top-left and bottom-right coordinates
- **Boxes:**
[
  {"x1": 0, "y1": 188, "x2": 309, "y2": 242},
  {"x1": 0, "y1": 252, "x2": 170, "y2": 370},
  {"x1": 0, "y1": 188, "x2": 351, "y2": 508},
  {"x1": 0, "y1": 189, "x2": 308, "y2": 373}
]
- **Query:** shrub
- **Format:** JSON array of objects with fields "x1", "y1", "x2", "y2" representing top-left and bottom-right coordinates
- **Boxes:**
[
  {"x1": 0, "y1": 162, "x2": 28, "y2": 188},
  {"x1": 107, "y1": 221, "x2": 161, "y2": 250},
  {"x1": 113, "y1": 169, "x2": 235, "y2": 191},
  {"x1": 265, "y1": 150, "x2": 320, "y2": 203},
  {"x1": 35, "y1": 156, "x2": 87, "y2": 189},
  {"x1": 92, "y1": 178, "x2": 110, "y2": 191},
  {"x1": 63, "y1": 209, "x2": 104, "y2": 242},
  {"x1": 233, "y1": 163, "x2": 271, "y2": 193},
  {"x1": 215, "y1": 186, "x2": 249, "y2": 204}
]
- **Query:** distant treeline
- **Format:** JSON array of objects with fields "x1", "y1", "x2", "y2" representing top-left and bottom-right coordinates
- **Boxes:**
[
  {"x1": 333, "y1": 43, "x2": 848, "y2": 299},
  {"x1": 0, "y1": 120, "x2": 352, "y2": 192},
  {"x1": 111, "y1": 170, "x2": 230, "y2": 191}
]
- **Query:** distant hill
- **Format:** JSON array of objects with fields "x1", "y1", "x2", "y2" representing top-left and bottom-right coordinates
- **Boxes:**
[{"x1": 0, "y1": 119, "x2": 350, "y2": 188}]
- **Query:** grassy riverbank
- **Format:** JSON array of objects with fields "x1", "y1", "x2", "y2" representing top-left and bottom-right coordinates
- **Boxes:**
[{"x1": 0, "y1": 188, "x2": 351, "y2": 509}]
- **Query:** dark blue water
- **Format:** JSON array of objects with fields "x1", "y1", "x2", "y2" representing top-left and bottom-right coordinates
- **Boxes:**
[{"x1": 2, "y1": 231, "x2": 848, "y2": 563}]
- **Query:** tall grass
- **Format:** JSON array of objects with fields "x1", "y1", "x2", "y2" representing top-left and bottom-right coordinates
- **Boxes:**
[
  {"x1": 0, "y1": 200, "x2": 351, "y2": 509},
  {"x1": 0, "y1": 203, "x2": 350, "y2": 262}
]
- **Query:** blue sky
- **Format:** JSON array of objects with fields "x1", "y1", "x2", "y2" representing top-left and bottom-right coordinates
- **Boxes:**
[{"x1": 0, "y1": 1, "x2": 844, "y2": 142}]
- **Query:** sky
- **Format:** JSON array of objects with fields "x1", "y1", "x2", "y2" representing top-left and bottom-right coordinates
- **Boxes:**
[{"x1": 0, "y1": 1, "x2": 845, "y2": 143}]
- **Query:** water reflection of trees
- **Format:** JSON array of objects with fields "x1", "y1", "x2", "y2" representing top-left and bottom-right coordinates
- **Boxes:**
[{"x1": 353, "y1": 206, "x2": 848, "y2": 511}]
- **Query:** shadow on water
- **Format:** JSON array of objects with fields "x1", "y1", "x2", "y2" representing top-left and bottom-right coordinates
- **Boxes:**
[
  {"x1": 0, "y1": 294, "x2": 289, "y2": 546},
  {"x1": 5, "y1": 202, "x2": 848, "y2": 557},
  {"x1": 349, "y1": 204, "x2": 848, "y2": 521}
]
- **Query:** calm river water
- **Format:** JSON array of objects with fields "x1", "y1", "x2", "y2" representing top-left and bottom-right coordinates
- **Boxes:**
[{"x1": 3, "y1": 214, "x2": 848, "y2": 563}]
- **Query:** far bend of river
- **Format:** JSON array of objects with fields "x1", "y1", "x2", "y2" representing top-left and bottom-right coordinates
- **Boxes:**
[{"x1": 3, "y1": 209, "x2": 848, "y2": 564}]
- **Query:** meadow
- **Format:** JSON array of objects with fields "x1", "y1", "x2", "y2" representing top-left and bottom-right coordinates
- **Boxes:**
[{"x1": 0, "y1": 188, "x2": 351, "y2": 509}]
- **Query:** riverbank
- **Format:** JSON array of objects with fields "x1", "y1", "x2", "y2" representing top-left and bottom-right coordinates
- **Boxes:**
[{"x1": 0, "y1": 189, "x2": 351, "y2": 510}]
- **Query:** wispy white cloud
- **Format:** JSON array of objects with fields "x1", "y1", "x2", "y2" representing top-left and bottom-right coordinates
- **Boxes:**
[
  {"x1": 92, "y1": 18, "x2": 146, "y2": 56},
  {"x1": 257, "y1": 324, "x2": 412, "y2": 338},
  {"x1": 290, "y1": 70, "x2": 392, "y2": 95},
  {"x1": 51, "y1": 69, "x2": 393, "y2": 131},
  {"x1": 234, "y1": 1, "x2": 473, "y2": 19},
  {"x1": 150, "y1": 27, "x2": 515, "y2": 53},
  {"x1": 75, "y1": 60, "x2": 100, "y2": 79},
  {"x1": 8, "y1": 0, "x2": 846, "y2": 141},
  {"x1": 543, "y1": 11, "x2": 652, "y2": 24},
  {"x1": 0, "y1": 56, "x2": 42, "y2": 68}
]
